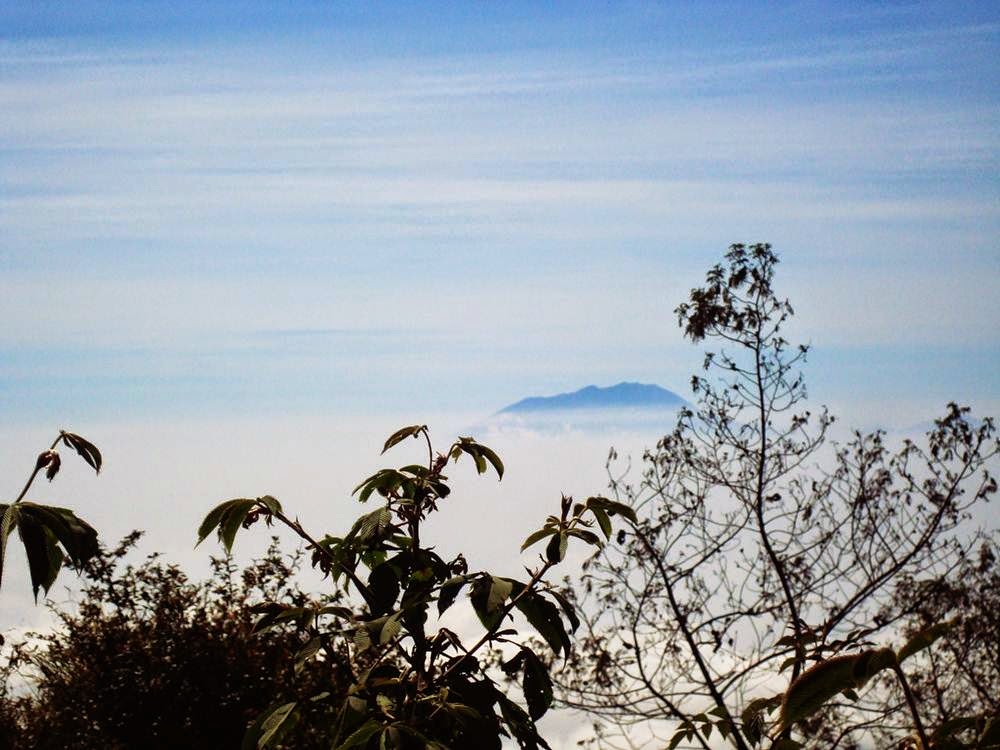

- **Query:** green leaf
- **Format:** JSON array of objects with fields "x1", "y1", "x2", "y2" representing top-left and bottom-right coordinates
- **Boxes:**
[
  {"x1": 242, "y1": 702, "x2": 299, "y2": 750},
  {"x1": 477, "y1": 445, "x2": 504, "y2": 480},
  {"x1": 197, "y1": 500, "x2": 232, "y2": 546},
  {"x1": 357, "y1": 507, "x2": 392, "y2": 541},
  {"x1": 453, "y1": 438, "x2": 503, "y2": 480},
  {"x1": 59, "y1": 431, "x2": 102, "y2": 474},
  {"x1": 334, "y1": 719, "x2": 382, "y2": 750},
  {"x1": 590, "y1": 506, "x2": 612, "y2": 539},
  {"x1": 566, "y1": 528, "x2": 602, "y2": 546},
  {"x1": 586, "y1": 496, "x2": 637, "y2": 524},
  {"x1": 897, "y1": 620, "x2": 954, "y2": 663},
  {"x1": 257, "y1": 495, "x2": 283, "y2": 515},
  {"x1": 197, "y1": 497, "x2": 259, "y2": 550},
  {"x1": 219, "y1": 499, "x2": 257, "y2": 553},
  {"x1": 382, "y1": 425, "x2": 426, "y2": 454},
  {"x1": 487, "y1": 576, "x2": 513, "y2": 612},
  {"x1": 521, "y1": 527, "x2": 555, "y2": 552},
  {"x1": 545, "y1": 531, "x2": 567, "y2": 563}
]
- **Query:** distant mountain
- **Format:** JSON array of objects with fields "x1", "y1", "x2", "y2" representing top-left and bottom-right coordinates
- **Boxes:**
[{"x1": 498, "y1": 382, "x2": 685, "y2": 414}]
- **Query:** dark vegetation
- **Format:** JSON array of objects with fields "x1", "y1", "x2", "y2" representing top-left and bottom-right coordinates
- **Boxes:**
[
  {"x1": 1, "y1": 245, "x2": 997, "y2": 749},
  {"x1": 0, "y1": 535, "x2": 349, "y2": 749}
]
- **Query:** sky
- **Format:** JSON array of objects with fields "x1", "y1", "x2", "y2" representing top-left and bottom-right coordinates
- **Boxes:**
[{"x1": 1, "y1": 4, "x2": 998, "y2": 742}]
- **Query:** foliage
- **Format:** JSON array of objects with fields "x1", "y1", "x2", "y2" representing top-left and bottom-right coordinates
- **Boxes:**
[
  {"x1": 0, "y1": 533, "x2": 352, "y2": 749},
  {"x1": 556, "y1": 244, "x2": 999, "y2": 749},
  {"x1": 1, "y1": 430, "x2": 101, "y2": 599},
  {"x1": 198, "y1": 426, "x2": 634, "y2": 749}
]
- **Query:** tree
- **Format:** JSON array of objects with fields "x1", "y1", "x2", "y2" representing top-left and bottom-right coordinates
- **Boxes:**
[
  {"x1": 196, "y1": 426, "x2": 635, "y2": 749},
  {"x1": 0, "y1": 533, "x2": 353, "y2": 749},
  {"x1": 556, "y1": 244, "x2": 999, "y2": 748}
]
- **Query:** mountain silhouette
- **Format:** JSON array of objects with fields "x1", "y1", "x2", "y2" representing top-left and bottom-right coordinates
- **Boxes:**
[{"x1": 497, "y1": 382, "x2": 685, "y2": 414}]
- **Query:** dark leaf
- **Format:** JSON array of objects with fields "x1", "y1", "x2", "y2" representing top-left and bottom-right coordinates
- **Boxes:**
[
  {"x1": 521, "y1": 527, "x2": 555, "y2": 552},
  {"x1": 522, "y1": 649, "x2": 554, "y2": 720},
  {"x1": 60, "y1": 431, "x2": 102, "y2": 474},
  {"x1": 242, "y1": 702, "x2": 299, "y2": 750},
  {"x1": 382, "y1": 425, "x2": 427, "y2": 454},
  {"x1": 897, "y1": 619, "x2": 954, "y2": 663}
]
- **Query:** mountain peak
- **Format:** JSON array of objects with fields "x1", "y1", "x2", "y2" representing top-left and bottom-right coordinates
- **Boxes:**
[{"x1": 497, "y1": 382, "x2": 685, "y2": 414}]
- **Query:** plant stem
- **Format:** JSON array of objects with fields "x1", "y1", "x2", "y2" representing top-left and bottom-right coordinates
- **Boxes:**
[
  {"x1": 891, "y1": 661, "x2": 930, "y2": 750},
  {"x1": 268, "y1": 506, "x2": 378, "y2": 610},
  {"x1": 14, "y1": 435, "x2": 62, "y2": 504}
]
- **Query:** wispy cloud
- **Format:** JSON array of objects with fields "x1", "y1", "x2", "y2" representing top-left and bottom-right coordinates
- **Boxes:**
[{"x1": 1, "y1": 3, "x2": 997, "y2": 425}]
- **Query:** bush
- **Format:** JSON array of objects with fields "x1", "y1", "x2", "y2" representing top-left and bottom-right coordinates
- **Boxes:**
[{"x1": 0, "y1": 533, "x2": 352, "y2": 750}]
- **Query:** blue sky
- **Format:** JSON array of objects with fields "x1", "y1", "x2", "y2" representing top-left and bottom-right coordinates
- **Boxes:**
[{"x1": 2, "y1": 1, "x2": 998, "y2": 426}]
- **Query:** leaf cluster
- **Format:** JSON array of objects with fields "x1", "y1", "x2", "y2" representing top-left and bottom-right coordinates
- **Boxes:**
[
  {"x1": 1, "y1": 431, "x2": 102, "y2": 599},
  {"x1": 199, "y1": 426, "x2": 631, "y2": 749}
]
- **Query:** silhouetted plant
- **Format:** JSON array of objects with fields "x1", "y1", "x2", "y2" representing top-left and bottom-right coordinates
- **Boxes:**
[
  {"x1": 1, "y1": 430, "x2": 102, "y2": 599},
  {"x1": 555, "y1": 244, "x2": 999, "y2": 749},
  {"x1": 0, "y1": 533, "x2": 351, "y2": 750},
  {"x1": 198, "y1": 426, "x2": 634, "y2": 749}
]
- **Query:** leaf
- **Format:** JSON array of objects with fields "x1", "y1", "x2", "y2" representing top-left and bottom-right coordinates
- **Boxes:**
[
  {"x1": 368, "y1": 562, "x2": 401, "y2": 616},
  {"x1": 547, "y1": 588, "x2": 581, "y2": 633},
  {"x1": 17, "y1": 519, "x2": 62, "y2": 601},
  {"x1": 740, "y1": 695, "x2": 781, "y2": 745},
  {"x1": 438, "y1": 575, "x2": 469, "y2": 615},
  {"x1": 545, "y1": 532, "x2": 567, "y2": 563},
  {"x1": 0, "y1": 504, "x2": 19, "y2": 591},
  {"x1": 779, "y1": 649, "x2": 895, "y2": 730},
  {"x1": 566, "y1": 528, "x2": 602, "y2": 546},
  {"x1": 256, "y1": 495, "x2": 283, "y2": 515},
  {"x1": 197, "y1": 500, "x2": 232, "y2": 546},
  {"x1": 382, "y1": 425, "x2": 426, "y2": 454},
  {"x1": 242, "y1": 702, "x2": 299, "y2": 750},
  {"x1": 522, "y1": 649, "x2": 554, "y2": 721},
  {"x1": 515, "y1": 591, "x2": 571, "y2": 657},
  {"x1": 586, "y1": 496, "x2": 637, "y2": 524},
  {"x1": 358, "y1": 507, "x2": 392, "y2": 541},
  {"x1": 590, "y1": 506, "x2": 612, "y2": 539},
  {"x1": 521, "y1": 527, "x2": 555, "y2": 552},
  {"x1": 470, "y1": 575, "x2": 514, "y2": 629},
  {"x1": 380, "y1": 612, "x2": 403, "y2": 644},
  {"x1": 897, "y1": 620, "x2": 954, "y2": 663},
  {"x1": 477, "y1": 445, "x2": 504, "y2": 480},
  {"x1": 353, "y1": 470, "x2": 406, "y2": 503},
  {"x1": 19, "y1": 503, "x2": 99, "y2": 565},
  {"x1": 334, "y1": 719, "x2": 382, "y2": 750},
  {"x1": 497, "y1": 694, "x2": 551, "y2": 750},
  {"x1": 59, "y1": 431, "x2": 102, "y2": 474},
  {"x1": 294, "y1": 637, "x2": 323, "y2": 674},
  {"x1": 453, "y1": 438, "x2": 503, "y2": 480},
  {"x1": 219, "y1": 499, "x2": 257, "y2": 553},
  {"x1": 487, "y1": 576, "x2": 513, "y2": 612}
]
